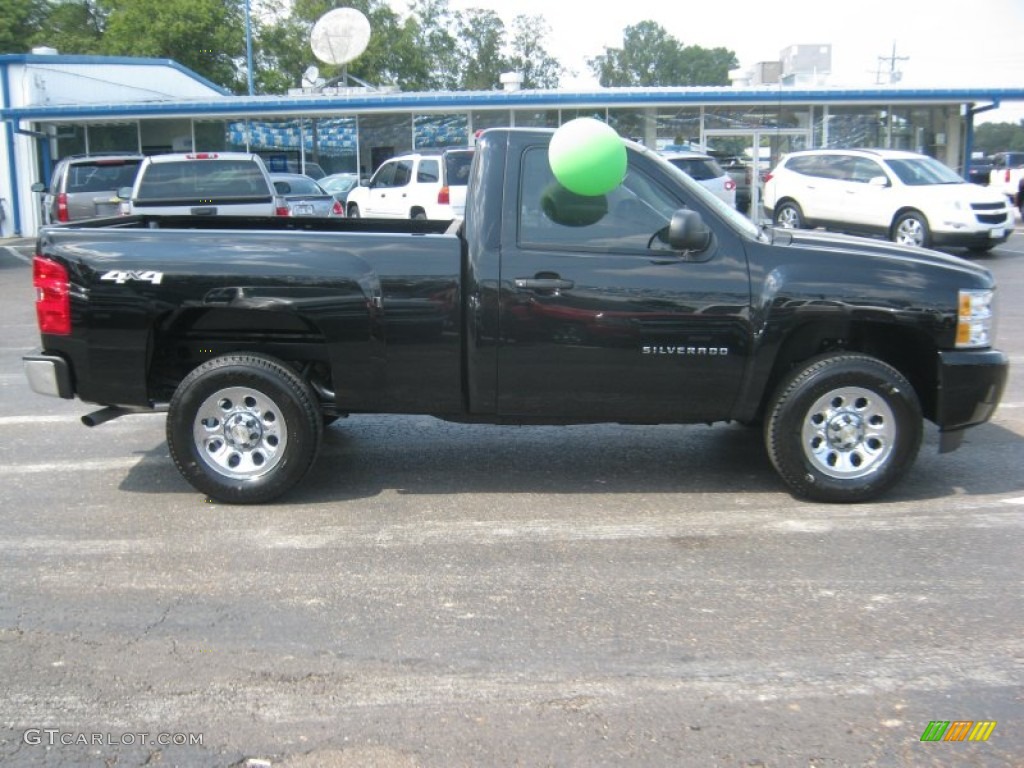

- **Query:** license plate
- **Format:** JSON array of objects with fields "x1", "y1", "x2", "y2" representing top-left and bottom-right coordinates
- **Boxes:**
[
  {"x1": 293, "y1": 204, "x2": 314, "y2": 216},
  {"x1": 990, "y1": 228, "x2": 1005, "y2": 238}
]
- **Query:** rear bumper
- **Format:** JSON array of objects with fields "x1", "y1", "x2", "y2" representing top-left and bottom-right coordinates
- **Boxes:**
[
  {"x1": 935, "y1": 348, "x2": 1008, "y2": 452},
  {"x1": 23, "y1": 353, "x2": 74, "y2": 399}
]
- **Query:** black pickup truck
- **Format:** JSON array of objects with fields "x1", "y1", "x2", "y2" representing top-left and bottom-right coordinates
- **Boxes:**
[{"x1": 23, "y1": 128, "x2": 1008, "y2": 504}]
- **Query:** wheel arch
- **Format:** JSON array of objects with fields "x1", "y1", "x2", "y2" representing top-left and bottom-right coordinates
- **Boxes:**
[
  {"x1": 757, "y1": 318, "x2": 938, "y2": 424},
  {"x1": 147, "y1": 307, "x2": 334, "y2": 406}
]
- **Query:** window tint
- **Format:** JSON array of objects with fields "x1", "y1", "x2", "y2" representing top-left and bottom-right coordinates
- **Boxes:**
[
  {"x1": 277, "y1": 176, "x2": 323, "y2": 195},
  {"x1": 392, "y1": 160, "x2": 413, "y2": 187},
  {"x1": 518, "y1": 147, "x2": 679, "y2": 252},
  {"x1": 372, "y1": 163, "x2": 397, "y2": 188},
  {"x1": 137, "y1": 160, "x2": 270, "y2": 199},
  {"x1": 848, "y1": 157, "x2": 884, "y2": 183},
  {"x1": 66, "y1": 160, "x2": 141, "y2": 193},
  {"x1": 784, "y1": 155, "x2": 821, "y2": 177},
  {"x1": 417, "y1": 159, "x2": 439, "y2": 183},
  {"x1": 444, "y1": 151, "x2": 474, "y2": 186}
]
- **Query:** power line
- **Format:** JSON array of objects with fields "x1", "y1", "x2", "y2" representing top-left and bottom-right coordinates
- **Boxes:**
[{"x1": 875, "y1": 41, "x2": 909, "y2": 84}]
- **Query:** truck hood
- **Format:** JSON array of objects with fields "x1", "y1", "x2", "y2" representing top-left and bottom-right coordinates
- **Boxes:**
[{"x1": 766, "y1": 226, "x2": 995, "y2": 282}]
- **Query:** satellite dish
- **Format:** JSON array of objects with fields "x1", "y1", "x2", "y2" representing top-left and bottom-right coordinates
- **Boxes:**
[
  {"x1": 302, "y1": 65, "x2": 320, "y2": 87},
  {"x1": 310, "y1": 8, "x2": 371, "y2": 66}
]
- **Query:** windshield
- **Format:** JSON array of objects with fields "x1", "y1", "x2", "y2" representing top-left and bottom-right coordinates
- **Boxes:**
[{"x1": 885, "y1": 156, "x2": 964, "y2": 186}]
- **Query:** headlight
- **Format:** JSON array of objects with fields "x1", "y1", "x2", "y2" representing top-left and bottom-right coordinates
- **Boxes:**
[{"x1": 956, "y1": 289, "x2": 994, "y2": 348}]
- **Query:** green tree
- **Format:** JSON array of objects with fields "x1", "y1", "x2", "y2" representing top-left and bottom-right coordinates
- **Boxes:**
[
  {"x1": 1, "y1": 0, "x2": 47, "y2": 52},
  {"x1": 589, "y1": 20, "x2": 736, "y2": 87},
  {"x1": 974, "y1": 121, "x2": 1024, "y2": 154},
  {"x1": 454, "y1": 8, "x2": 507, "y2": 90},
  {"x1": 402, "y1": 0, "x2": 460, "y2": 91},
  {"x1": 100, "y1": 0, "x2": 246, "y2": 91},
  {"x1": 28, "y1": 0, "x2": 106, "y2": 55},
  {"x1": 507, "y1": 14, "x2": 562, "y2": 89}
]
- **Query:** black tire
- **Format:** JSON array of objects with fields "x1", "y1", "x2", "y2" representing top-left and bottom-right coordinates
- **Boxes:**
[
  {"x1": 892, "y1": 211, "x2": 931, "y2": 248},
  {"x1": 773, "y1": 201, "x2": 804, "y2": 229},
  {"x1": 167, "y1": 354, "x2": 323, "y2": 504},
  {"x1": 764, "y1": 353, "x2": 922, "y2": 503},
  {"x1": 347, "y1": 203, "x2": 360, "y2": 218}
]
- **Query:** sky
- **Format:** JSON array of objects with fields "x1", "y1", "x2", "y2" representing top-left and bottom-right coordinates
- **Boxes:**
[{"x1": 388, "y1": 0, "x2": 1024, "y2": 124}]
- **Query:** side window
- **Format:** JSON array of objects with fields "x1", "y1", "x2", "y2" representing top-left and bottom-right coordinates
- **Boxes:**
[
  {"x1": 393, "y1": 160, "x2": 413, "y2": 187},
  {"x1": 849, "y1": 158, "x2": 884, "y2": 183},
  {"x1": 518, "y1": 147, "x2": 678, "y2": 252},
  {"x1": 417, "y1": 159, "x2": 439, "y2": 183},
  {"x1": 786, "y1": 156, "x2": 819, "y2": 177},
  {"x1": 371, "y1": 162, "x2": 396, "y2": 188}
]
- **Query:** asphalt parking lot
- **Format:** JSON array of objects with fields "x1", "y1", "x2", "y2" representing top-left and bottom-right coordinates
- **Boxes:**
[{"x1": 0, "y1": 231, "x2": 1022, "y2": 767}]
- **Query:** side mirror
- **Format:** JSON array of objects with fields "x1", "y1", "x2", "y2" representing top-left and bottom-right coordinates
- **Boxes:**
[
  {"x1": 666, "y1": 209, "x2": 712, "y2": 252},
  {"x1": 868, "y1": 176, "x2": 889, "y2": 188},
  {"x1": 31, "y1": 182, "x2": 46, "y2": 193},
  {"x1": 116, "y1": 186, "x2": 133, "y2": 199}
]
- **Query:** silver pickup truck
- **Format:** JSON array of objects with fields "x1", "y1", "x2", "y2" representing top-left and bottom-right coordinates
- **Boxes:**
[{"x1": 120, "y1": 152, "x2": 285, "y2": 217}]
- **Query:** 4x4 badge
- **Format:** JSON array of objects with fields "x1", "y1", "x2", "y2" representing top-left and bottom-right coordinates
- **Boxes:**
[{"x1": 99, "y1": 270, "x2": 163, "y2": 285}]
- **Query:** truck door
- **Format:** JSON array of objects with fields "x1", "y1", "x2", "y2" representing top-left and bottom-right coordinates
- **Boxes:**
[{"x1": 495, "y1": 145, "x2": 753, "y2": 423}]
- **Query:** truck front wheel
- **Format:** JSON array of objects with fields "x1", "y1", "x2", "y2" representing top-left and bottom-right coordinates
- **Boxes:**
[
  {"x1": 764, "y1": 353, "x2": 922, "y2": 503},
  {"x1": 167, "y1": 354, "x2": 323, "y2": 504}
]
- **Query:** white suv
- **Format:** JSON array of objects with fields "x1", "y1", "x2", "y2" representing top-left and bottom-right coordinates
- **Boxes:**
[
  {"x1": 346, "y1": 149, "x2": 474, "y2": 220},
  {"x1": 763, "y1": 148, "x2": 1013, "y2": 251}
]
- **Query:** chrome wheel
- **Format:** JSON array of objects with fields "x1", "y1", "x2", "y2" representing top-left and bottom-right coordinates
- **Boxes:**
[
  {"x1": 193, "y1": 386, "x2": 288, "y2": 480},
  {"x1": 893, "y1": 212, "x2": 929, "y2": 247},
  {"x1": 774, "y1": 202, "x2": 803, "y2": 229},
  {"x1": 800, "y1": 385, "x2": 895, "y2": 480}
]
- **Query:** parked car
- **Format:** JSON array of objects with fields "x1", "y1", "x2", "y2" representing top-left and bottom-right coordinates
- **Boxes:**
[
  {"x1": 34, "y1": 153, "x2": 144, "y2": 223},
  {"x1": 988, "y1": 150, "x2": 1024, "y2": 210},
  {"x1": 763, "y1": 148, "x2": 1013, "y2": 251},
  {"x1": 345, "y1": 148, "x2": 474, "y2": 220},
  {"x1": 967, "y1": 155, "x2": 994, "y2": 185},
  {"x1": 120, "y1": 152, "x2": 284, "y2": 217},
  {"x1": 318, "y1": 172, "x2": 361, "y2": 204},
  {"x1": 661, "y1": 151, "x2": 736, "y2": 208},
  {"x1": 270, "y1": 173, "x2": 343, "y2": 218}
]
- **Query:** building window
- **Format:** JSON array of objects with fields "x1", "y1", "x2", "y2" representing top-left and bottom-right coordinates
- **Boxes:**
[
  {"x1": 86, "y1": 122, "x2": 139, "y2": 153},
  {"x1": 414, "y1": 113, "x2": 468, "y2": 149}
]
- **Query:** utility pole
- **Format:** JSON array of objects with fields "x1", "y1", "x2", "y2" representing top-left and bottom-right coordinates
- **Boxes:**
[{"x1": 876, "y1": 41, "x2": 908, "y2": 84}]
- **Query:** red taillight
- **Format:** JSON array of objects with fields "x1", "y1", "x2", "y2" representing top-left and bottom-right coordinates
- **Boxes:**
[
  {"x1": 1006, "y1": 169, "x2": 1012, "y2": 183},
  {"x1": 273, "y1": 195, "x2": 290, "y2": 217},
  {"x1": 724, "y1": 179, "x2": 736, "y2": 191},
  {"x1": 185, "y1": 153, "x2": 219, "y2": 160},
  {"x1": 332, "y1": 200, "x2": 344, "y2": 217},
  {"x1": 33, "y1": 256, "x2": 71, "y2": 335},
  {"x1": 56, "y1": 192, "x2": 69, "y2": 222},
  {"x1": 763, "y1": 172, "x2": 774, "y2": 184},
  {"x1": 437, "y1": 186, "x2": 450, "y2": 205}
]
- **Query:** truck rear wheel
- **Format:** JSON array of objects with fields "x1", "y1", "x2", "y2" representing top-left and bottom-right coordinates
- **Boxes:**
[
  {"x1": 167, "y1": 354, "x2": 323, "y2": 504},
  {"x1": 764, "y1": 353, "x2": 922, "y2": 503}
]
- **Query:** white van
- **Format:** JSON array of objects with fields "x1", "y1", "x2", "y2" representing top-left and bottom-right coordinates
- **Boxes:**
[
  {"x1": 121, "y1": 152, "x2": 284, "y2": 217},
  {"x1": 345, "y1": 149, "x2": 474, "y2": 220}
]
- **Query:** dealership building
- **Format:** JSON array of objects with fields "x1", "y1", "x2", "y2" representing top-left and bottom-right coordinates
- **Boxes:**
[{"x1": 3, "y1": 50, "x2": 1024, "y2": 237}]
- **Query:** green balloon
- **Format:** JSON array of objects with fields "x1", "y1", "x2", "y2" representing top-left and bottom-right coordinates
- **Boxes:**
[{"x1": 548, "y1": 118, "x2": 627, "y2": 197}]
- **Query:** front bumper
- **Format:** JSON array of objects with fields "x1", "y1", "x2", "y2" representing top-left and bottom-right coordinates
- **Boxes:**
[
  {"x1": 23, "y1": 353, "x2": 74, "y2": 399},
  {"x1": 935, "y1": 348, "x2": 1008, "y2": 452},
  {"x1": 931, "y1": 227, "x2": 1011, "y2": 248}
]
